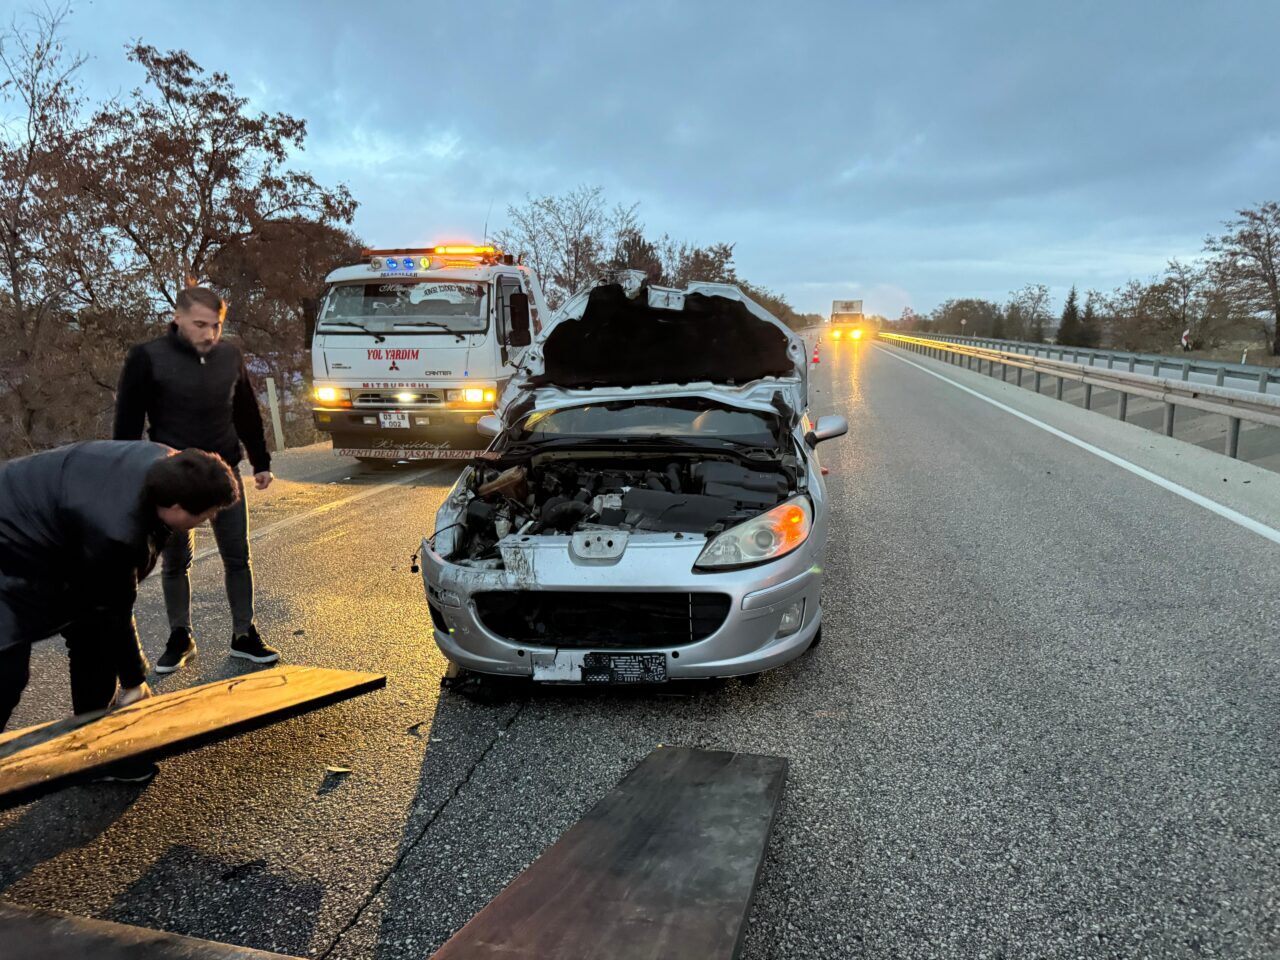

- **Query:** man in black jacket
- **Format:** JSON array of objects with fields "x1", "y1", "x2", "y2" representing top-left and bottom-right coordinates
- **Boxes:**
[
  {"x1": 114, "y1": 286, "x2": 281, "y2": 672},
  {"x1": 0, "y1": 442, "x2": 239, "y2": 733}
]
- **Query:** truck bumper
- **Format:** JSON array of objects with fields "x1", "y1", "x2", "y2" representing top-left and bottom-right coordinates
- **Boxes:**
[{"x1": 313, "y1": 408, "x2": 491, "y2": 459}]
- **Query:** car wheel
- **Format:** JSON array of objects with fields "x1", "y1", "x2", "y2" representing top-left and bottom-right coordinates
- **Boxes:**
[{"x1": 808, "y1": 627, "x2": 823, "y2": 650}]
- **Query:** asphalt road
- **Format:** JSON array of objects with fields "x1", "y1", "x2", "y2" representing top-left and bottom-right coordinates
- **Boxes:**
[{"x1": 3, "y1": 342, "x2": 1279, "y2": 959}]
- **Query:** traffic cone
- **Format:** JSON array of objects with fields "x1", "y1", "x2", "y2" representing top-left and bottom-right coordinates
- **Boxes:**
[{"x1": 811, "y1": 346, "x2": 820, "y2": 364}]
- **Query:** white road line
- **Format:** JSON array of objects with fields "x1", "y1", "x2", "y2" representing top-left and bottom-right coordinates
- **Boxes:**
[
  {"x1": 191, "y1": 465, "x2": 452, "y2": 563},
  {"x1": 878, "y1": 345, "x2": 1280, "y2": 548}
]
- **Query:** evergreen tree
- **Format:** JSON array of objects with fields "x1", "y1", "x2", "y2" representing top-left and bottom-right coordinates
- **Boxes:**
[
  {"x1": 1057, "y1": 286, "x2": 1081, "y2": 346},
  {"x1": 1080, "y1": 291, "x2": 1102, "y2": 348}
]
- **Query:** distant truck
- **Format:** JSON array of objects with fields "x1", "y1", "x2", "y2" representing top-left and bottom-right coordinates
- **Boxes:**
[
  {"x1": 828, "y1": 299, "x2": 871, "y2": 341},
  {"x1": 309, "y1": 245, "x2": 551, "y2": 461}
]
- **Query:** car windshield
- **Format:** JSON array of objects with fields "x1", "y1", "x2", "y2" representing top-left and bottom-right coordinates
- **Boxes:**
[
  {"x1": 319, "y1": 281, "x2": 487, "y2": 333},
  {"x1": 514, "y1": 400, "x2": 780, "y2": 447}
]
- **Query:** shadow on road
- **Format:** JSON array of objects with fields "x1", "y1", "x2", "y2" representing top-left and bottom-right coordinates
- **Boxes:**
[
  {"x1": 358, "y1": 670, "x2": 781, "y2": 960},
  {"x1": 104, "y1": 844, "x2": 323, "y2": 957},
  {"x1": 0, "y1": 788, "x2": 140, "y2": 895}
]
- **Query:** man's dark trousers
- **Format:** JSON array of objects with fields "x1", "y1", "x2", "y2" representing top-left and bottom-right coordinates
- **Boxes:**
[
  {"x1": 161, "y1": 473, "x2": 253, "y2": 636},
  {"x1": 0, "y1": 620, "x2": 143, "y2": 732}
]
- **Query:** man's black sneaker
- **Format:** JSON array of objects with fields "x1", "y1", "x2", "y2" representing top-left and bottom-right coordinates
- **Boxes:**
[
  {"x1": 155, "y1": 628, "x2": 196, "y2": 674},
  {"x1": 94, "y1": 761, "x2": 159, "y2": 784},
  {"x1": 230, "y1": 626, "x2": 280, "y2": 664}
]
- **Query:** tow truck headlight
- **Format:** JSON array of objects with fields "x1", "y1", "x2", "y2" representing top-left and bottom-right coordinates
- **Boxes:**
[
  {"x1": 448, "y1": 387, "x2": 497, "y2": 404},
  {"x1": 852, "y1": 329, "x2": 863, "y2": 340},
  {"x1": 315, "y1": 387, "x2": 350, "y2": 403},
  {"x1": 695, "y1": 497, "x2": 813, "y2": 570}
]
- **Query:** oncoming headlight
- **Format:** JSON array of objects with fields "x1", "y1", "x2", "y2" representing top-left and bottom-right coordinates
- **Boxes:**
[
  {"x1": 315, "y1": 387, "x2": 350, "y2": 403},
  {"x1": 695, "y1": 497, "x2": 812, "y2": 570}
]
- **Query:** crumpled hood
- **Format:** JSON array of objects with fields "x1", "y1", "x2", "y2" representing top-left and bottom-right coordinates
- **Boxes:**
[{"x1": 501, "y1": 273, "x2": 807, "y2": 421}]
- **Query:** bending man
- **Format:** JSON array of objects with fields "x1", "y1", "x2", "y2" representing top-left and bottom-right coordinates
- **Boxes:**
[{"x1": 0, "y1": 442, "x2": 239, "y2": 732}]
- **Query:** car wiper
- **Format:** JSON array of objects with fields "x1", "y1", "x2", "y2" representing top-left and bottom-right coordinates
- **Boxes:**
[{"x1": 318, "y1": 321, "x2": 384, "y2": 343}]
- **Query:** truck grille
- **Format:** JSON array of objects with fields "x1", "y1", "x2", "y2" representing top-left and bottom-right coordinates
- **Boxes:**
[
  {"x1": 354, "y1": 390, "x2": 444, "y2": 406},
  {"x1": 473, "y1": 591, "x2": 731, "y2": 648}
]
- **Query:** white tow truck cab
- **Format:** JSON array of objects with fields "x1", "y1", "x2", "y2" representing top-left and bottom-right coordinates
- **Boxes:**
[{"x1": 310, "y1": 245, "x2": 550, "y2": 460}]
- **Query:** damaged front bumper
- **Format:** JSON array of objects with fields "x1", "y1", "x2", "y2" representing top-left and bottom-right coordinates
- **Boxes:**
[{"x1": 420, "y1": 533, "x2": 823, "y2": 681}]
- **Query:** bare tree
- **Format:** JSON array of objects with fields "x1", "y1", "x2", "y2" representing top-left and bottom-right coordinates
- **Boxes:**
[
  {"x1": 0, "y1": 4, "x2": 102, "y2": 455},
  {"x1": 493, "y1": 186, "x2": 638, "y2": 308},
  {"x1": 1008, "y1": 284, "x2": 1050, "y2": 342},
  {"x1": 1206, "y1": 201, "x2": 1280, "y2": 354}
]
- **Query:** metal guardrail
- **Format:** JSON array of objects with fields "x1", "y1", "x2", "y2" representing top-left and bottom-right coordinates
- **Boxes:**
[
  {"x1": 917, "y1": 332, "x2": 1278, "y2": 394},
  {"x1": 879, "y1": 332, "x2": 1280, "y2": 459}
]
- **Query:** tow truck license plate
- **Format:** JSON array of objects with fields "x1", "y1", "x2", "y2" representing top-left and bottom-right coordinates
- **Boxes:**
[
  {"x1": 582, "y1": 652, "x2": 667, "y2": 684},
  {"x1": 379, "y1": 412, "x2": 410, "y2": 429}
]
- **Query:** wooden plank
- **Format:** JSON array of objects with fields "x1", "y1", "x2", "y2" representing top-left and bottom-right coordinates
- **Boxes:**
[
  {"x1": 0, "y1": 902, "x2": 301, "y2": 959},
  {"x1": 0, "y1": 666, "x2": 385, "y2": 809},
  {"x1": 433, "y1": 747, "x2": 787, "y2": 960}
]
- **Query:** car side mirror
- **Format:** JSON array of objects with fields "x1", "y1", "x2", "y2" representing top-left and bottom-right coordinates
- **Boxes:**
[
  {"x1": 805, "y1": 414, "x2": 848, "y2": 448},
  {"x1": 477, "y1": 414, "x2": 503, "y2": 438},
  {"x1": 508, "y1": 292, "x2": 532, "y2": 347}
]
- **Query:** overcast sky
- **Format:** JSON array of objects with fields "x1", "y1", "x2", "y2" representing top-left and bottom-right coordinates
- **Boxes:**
[{"x1": 55, "y1": 0, "x2": 1280, "y2": 317}]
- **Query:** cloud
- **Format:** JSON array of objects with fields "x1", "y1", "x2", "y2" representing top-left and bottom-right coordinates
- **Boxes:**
[{"x1": 55, "y1": 0, "x2": 1280, "y2": 316}]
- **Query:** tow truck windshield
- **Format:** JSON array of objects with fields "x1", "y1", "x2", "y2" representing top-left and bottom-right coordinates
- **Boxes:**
[{"x1": 319, "y1": 280, "x2": 488, "y2": 334}]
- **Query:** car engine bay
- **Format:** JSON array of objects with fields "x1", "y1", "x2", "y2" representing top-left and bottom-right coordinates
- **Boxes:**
[{"x1": 444, "y1": 452, "x2": 801, "y2": 567}]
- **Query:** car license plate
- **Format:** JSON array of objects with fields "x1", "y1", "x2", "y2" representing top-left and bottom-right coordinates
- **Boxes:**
[
  {"x1": 582, "y1": 652, "x2": 667, "y2": 684},
  {"x1": 379, "y1": 412, "x2": 409, "y2": 429}
]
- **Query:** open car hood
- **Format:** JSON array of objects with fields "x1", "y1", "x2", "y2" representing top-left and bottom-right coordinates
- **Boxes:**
[{"x1": 501, "y1": 273, "x2": 807, "y2": 422}]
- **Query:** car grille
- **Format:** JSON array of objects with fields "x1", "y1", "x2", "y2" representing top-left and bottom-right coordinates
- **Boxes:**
[{"x1": 473, "y1": 591, "x2": 731, "y2": 648}]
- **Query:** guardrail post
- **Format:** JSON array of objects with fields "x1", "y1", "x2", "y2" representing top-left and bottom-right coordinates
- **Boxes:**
[
  {"x1": 1107, "y1": 356, "x2": 1114, "y2": 369},
  {"x1": 1127, "y1": 357, "x2": 1136, "y2": 372},
  {"x1": 1258, "y1": 372, "x2": 1269, "y2": 395},
  {"x1": 1000, "y1": 362, "x2": 1007, "y2": 382},
  {"x1": 1181, "y1": 361, "x2": 1191, "y2": 381},
  {"x1": 1118, "y1": 392, "x2": 1128, "y2": 421},
  {"x1": 1016, "y1": 367, "x2": 1023, "y2": 387},
  {"x1": 1152, "y1": 359, "x2": 1162, "y2": 378},
  {"x1": 1084, "y1": 383, "x2": 1092, "y2": 410},
  {"x1": 1215, "y1": 368, "x2": 1226, "y2": 387},
  {"x1": 1055, "y1": 377, "x2": 1064, "y2": 400},
  {"x1": 1226, "y1": 417, "x2": 1241, "y2": 458},
  {"x1": 1034, "y1": 371, "x2": 1042, "y2": 393},
  {"x1": 1163, "y1": 402, "x2": 1175, "y2": 436}
]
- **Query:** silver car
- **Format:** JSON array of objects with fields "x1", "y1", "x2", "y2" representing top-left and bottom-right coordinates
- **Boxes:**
[{"x1": 420, "y1": 272, "x2": 847, "y2": 683}]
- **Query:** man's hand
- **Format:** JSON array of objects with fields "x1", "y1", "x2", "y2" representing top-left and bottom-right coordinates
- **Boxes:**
[
  {"x1": 254, "y1": 471, "x2": 273, "y2": 491},
  {"x1": 114, "y1": 682, "x2": 154, "y2": 709}
]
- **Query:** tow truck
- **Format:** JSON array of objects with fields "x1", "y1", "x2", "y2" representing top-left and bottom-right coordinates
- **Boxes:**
[{"x1": 309, "y1": 245, "x2": 550, "y2": 460}]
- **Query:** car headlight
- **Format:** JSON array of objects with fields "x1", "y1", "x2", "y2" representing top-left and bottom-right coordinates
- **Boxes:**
[
  {"x1": 315, "y1": 387, "x2": 350, "y2": 403},
  {"x1": 695, "y1": 497, "x2": 812, "y2": 570}
]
